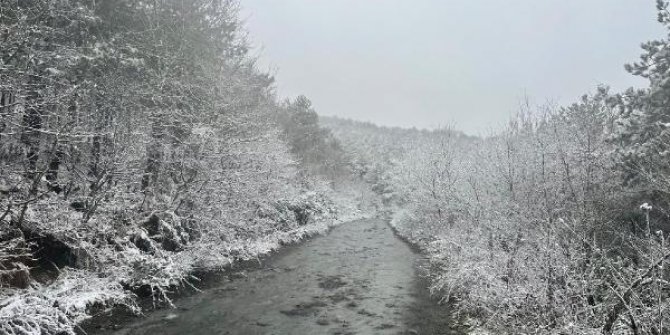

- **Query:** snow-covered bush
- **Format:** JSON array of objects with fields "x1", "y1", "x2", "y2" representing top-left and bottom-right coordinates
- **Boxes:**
[
  {"x1": 0, "y1": 269, "x2": 138, "y2": 335},
  {"x1": 329, "y1": 86, "x2": 670, "y2": 334}
]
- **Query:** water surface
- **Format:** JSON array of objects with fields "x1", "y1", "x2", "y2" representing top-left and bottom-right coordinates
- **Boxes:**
[{"x1": 88, "y1": 219, "x2": 461, "y2": 335}]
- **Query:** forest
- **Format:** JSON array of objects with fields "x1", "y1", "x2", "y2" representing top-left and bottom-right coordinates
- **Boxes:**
[
  {"x1": 1, "y1": 0, "x2": 670, "y2": 335},
  {"x1": 0, "y1": 1, "x2": 372, "y2": 333}
]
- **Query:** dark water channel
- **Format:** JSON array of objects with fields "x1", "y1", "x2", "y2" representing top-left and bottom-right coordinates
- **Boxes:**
[{"x1": 85, "y1": 219, "x2": 463, "y2": 335}]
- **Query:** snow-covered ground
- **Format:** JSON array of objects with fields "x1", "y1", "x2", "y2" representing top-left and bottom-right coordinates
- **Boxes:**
[{"x1": 0, "y1": 185, "x2": 375, "y2": 335}]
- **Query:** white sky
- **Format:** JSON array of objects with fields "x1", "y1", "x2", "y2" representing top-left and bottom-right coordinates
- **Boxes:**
[{"x1": 241, "y1": 1, "x2": 667, "y2": 135}]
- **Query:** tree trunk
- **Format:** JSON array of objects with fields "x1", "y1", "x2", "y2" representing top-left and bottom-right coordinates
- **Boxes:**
[{"x1": 21, "y1": 76, "x2": 43, "y2": 178}]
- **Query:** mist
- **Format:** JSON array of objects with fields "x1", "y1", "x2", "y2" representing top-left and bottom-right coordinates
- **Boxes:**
[{"x1": 243, "y1": 0, "x2": 665, "y2": 134}]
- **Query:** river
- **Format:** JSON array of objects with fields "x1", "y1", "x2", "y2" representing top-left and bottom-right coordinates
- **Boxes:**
[{"x1": 84, "y1": 219, "x2": 463, "y2": 335}]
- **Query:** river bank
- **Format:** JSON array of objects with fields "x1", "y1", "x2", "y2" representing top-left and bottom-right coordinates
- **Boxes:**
[{"x1": 81, "y1": 219, "x2": 466, "y2": 335}]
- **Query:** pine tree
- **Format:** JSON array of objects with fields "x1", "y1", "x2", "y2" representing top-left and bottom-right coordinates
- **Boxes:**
[{"x1": 612, "y1": 0, "x2": 670, "y2": 194}]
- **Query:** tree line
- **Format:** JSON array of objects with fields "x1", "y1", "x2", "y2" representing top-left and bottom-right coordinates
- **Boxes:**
[{"x1": 0, "y1": 1, "x2": 357, "y2": 334}]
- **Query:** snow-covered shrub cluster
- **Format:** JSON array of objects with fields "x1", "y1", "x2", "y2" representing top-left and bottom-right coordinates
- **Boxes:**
[
  {"x1": 327, "y1": 87, "x2": 670, "y2": 333},
  {"x1": 1, "y1": 269, "x2": 138, "y2": 334}
]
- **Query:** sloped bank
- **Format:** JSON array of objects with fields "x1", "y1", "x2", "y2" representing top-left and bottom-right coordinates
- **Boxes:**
[
  {"x1": 387, "y1": 209, "x2": 489, "y2": 335},
  {"x1": 0, "y1": 192, "x2": 370, "y2": 335}
]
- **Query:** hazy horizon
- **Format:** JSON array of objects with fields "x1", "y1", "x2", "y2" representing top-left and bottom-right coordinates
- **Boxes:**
[{"x1": 242, "y1": 1, "x2": 666, "y2": 135}]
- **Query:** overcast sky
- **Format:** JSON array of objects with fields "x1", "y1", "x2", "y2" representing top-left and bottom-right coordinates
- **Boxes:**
[{"x1": 241, "y1": 1, "x2": 666, "y2": 135}]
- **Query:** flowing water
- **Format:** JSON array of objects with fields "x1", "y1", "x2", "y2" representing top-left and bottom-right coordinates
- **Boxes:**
[{"x1": 86, "y1": 219, "x2": 463, "y2": 335}]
